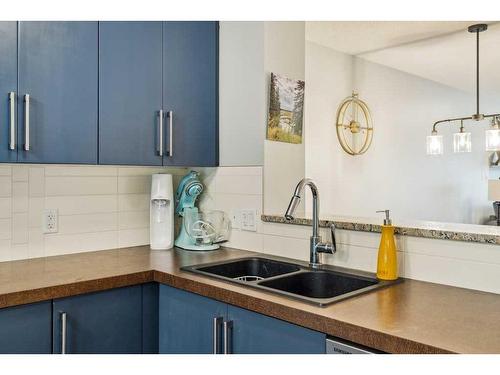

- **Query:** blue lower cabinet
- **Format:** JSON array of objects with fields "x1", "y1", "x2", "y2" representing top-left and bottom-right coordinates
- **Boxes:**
[
  {"x1": 142, "y1": 283, "x2": 159, "y2": 354},
  {"x1": 227, "y1": 305, "x2": 326, "y2": 354},
  {"x1": 159, "y1": 284, "x2": 227, "y2": 354},
  {"x1": 158, "y1": 284, "x2": 325, "y2": 354},
  {"x1": 52, "y1": 286, "x2": 143, "y2": 354},
  {"x1": 0, "y1": 301, "x2": 52, "y2": 354}
]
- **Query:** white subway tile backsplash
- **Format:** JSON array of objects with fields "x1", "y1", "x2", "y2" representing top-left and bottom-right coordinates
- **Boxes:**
[
  {"x1": 28, "y1": 228, "x2": 44, "y2": 259},
  {"x1": 0, "y1": 164, "x2": 178, "y2": 262},
  {"x1": 46, "y1": 195, "x2": 118, "y2": 215},
  {"x1": 226, "y1": 229, "x2": 264, "y2": 252},
  {"x1": 0, "y1": 166, "x2": 12, "y2": 176},
  {"x1": 12, "y1": 166, "x2": 29, "y2": 182},
  {"x1": 118, "y1": 228, "x2": 149, "y2": 248},
  {"x1": 58, "y1": 213, "x2": 118, "y2": 234},
  {"x1": 0, "y1": 240, "x2": 10, "y2": 262},
  {"x1": 118, "y1": 194, "x2": 149, "y2": 212},
  {"x1": 10, "y1": 244, "x2": 29, "y2": 261},
  {"x1": 29, "y1": 167, "x2": 45, "y2": 197},
  {"x1": 44, "y1": 231, "x2": 118, "y2": 256},
  {"x1": 28, "y1": 198, "x2": 44, "y2": 228},
  {"x1": 402, "y1": 236, "x2": 500, "y2": 265},
  {"x1": 12, "y1": 213, "x2": 28, "y2": 244},
  {"x1": 0, "y1": 198, "x2": 12, "y2": 219},
  {"x1": 404, "y1": 252, "x2": 500, "y2": 294},
  {"x1": 216, "y1": 174, "x2": 262, "y2": 195},
  {"x1": 119, "y1": 211, "x2": 149, "y2": 230},
  {"x1": 0, "y1": 218, "x2": 11, "y2": 240},
  {"x1": 46, "y1": 176, "x2": 117, "y2": 196},
  {"x1": 118, "y1": 166, "x2": 187, "y2": 176},
  {"x1": 12, "y1": 182, "x2": 28, "y2": 213},
  {"x1": 215, "y1": 166, "x2": 262, "y2": 176},
  {"x1": 262, "y1": 234, "x2": 309, "y2": 261},
  {"x1": 45, "y1": 165, "x2": 118, "y2": 177},
  {"x1": 118, "y1": 176, "x2": 151, "y2": 194},
  {"x1": 0, "y1": 177, "x2": 11, "y2": 197}
]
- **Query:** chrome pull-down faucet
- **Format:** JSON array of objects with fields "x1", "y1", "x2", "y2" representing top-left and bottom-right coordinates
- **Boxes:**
[{"x1": 284, "y1": 178, "x2": 336, "y2": 267}]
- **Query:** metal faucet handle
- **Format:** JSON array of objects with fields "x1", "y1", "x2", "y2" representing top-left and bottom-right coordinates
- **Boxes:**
[
  {"x1": 330, "y1": 223, "x2": 337, "y2": 253},
  {"x1": 315, "y1": 224, "x2": 337, "y2": 254}
]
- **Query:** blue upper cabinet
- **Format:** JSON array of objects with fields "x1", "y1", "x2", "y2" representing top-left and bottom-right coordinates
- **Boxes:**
[
  {"x1": 52, "y1": 286, "x2": 143, "y2": 354},
  {"x1": 99, "y1": 22, "x2": 163, "y2": 166},
  {"x1": 0, "y1": 301, "x2": 52, "y2": 354},
  {"x1": 227, "y1": 305, "x2": 326, "y2": 354},
  {"x1": 162, "y1": 22, "x2": 219, "y2": 167},
  {"x1": 0, "y1": 21, "x2": 218, "y2": 166},
  {"x1": 0, "y1": 22, "x2": 18, "y2": 162},
  {"x1": 17, "y1": 22, "x2": 98, "y2": 164}
]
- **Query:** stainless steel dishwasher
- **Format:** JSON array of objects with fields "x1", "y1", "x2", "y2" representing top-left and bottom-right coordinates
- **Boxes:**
[{"x1": 326, "y1": 337, "x2": 380, "y2": 354}]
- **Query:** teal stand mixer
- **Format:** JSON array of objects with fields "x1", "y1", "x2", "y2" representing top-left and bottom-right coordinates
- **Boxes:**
[{"x1": 174, "y1": 171, "x2": 228, "y2": 251}]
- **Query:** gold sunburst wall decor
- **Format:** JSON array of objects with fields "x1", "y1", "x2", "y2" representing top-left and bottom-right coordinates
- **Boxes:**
[{"x1": 335, "y1": 92, "x2": 373, "y2": 155}]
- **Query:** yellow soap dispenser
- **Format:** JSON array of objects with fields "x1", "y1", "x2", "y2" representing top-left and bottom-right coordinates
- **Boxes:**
[{"x1": 375, "y1": 210, "x2": 398, "y2": 280}]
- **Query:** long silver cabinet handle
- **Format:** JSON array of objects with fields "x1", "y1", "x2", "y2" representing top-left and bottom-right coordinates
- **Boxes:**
[
  {"x1": 8, "y1": 92, "x2": 15, "y2": 150},
  {"x1": 223, "y1": 320, "x2": 233, "y2": 354},
  {"x1": 168, "y1": 110, "x2": 173, "y2": 157},
  {"x1": 212, "y1": 316, "x2": 223, "y2": 354},
  {"x1": 60, "y1": 312, "x2": 67, "y2": 354},
  {"x1": 158, "y1": 110, "x2": 164, "y2": 156},
  {"x1": 24, "y1": 94, "x2": 30, "y2": 151}
]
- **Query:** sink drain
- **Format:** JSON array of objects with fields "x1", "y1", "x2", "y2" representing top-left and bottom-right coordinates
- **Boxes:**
[{"x1": 234, "y1": 275, "x2": 264, "y2": 282}]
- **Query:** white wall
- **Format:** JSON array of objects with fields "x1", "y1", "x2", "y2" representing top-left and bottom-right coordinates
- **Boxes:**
[
  {"x1": 218, "y1": 21, "x2": 306, "y2": 216},
  {"x1": 263, "y1": 21, "x2": 306, "y2": 215},
  {"x1": 305, "y1": 40, "x2": 494, "y2": 224},
  {"x1": 219, "y1": 22, "x2": 266, "y2": 166}
]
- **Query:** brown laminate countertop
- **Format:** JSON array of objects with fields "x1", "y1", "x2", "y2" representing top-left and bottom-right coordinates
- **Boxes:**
[{"x1": 0, "y1": 245, "x2": 499, "y2": 354}]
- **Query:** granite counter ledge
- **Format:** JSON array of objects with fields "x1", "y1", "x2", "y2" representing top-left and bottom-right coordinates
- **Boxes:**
[{"x1": 261, "y1": 214, "x2": 500, "y2": 245}]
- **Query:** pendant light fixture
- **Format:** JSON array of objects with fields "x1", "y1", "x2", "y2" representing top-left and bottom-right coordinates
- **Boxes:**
[
  {"x1": 453, "y1": 120, "x2": 472, "y2": 153},
  {"x1": 427, "y1": 24, "x2": 500, "y2": 155}
]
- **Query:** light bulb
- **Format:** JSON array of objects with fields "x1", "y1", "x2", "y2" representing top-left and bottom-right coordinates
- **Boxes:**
[
  {"x1": 426, "y1": 132, "x2": 443, "y2": 155},
  {"x1": 453, "y1": 131, "x2": 472, "y2": 153},
  {"x1": 486, "y1": 118, "x2": 500, "y2": 151}
]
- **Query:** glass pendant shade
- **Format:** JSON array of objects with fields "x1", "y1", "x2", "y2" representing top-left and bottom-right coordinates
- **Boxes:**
[
  {"x1": 485, "y1": 127, "x2": 500, "y2": 151},
  {"x1": 426, "y1": 134, "x2": 443, "y2": 155},
  {"x1": 453, "y1": 131, "x2": 472, "y2": 153}
]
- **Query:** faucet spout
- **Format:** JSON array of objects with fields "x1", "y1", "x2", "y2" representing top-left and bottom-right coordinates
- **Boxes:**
[{"x1": 284, "y1": 178, "x2": 335, "y2": 267}]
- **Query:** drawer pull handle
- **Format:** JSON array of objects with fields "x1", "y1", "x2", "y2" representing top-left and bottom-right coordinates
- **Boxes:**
[
  {"x1": 8, "y1": 92, "x2": 15, "y2": 150},
  {"x1": 60, "y1": 311, "x2": 67, "y2": 354}
]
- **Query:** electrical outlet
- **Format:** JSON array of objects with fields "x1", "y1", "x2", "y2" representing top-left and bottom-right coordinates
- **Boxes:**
[
  {"x1": 230, "y1": 209, "x2": 241, "y2": 230},
  {"x1": 241, "y1": 209, "x2": 257, "y2": 232},
  {"x1": 43, "y1": 209, "x2": 58, "y2": 234}
]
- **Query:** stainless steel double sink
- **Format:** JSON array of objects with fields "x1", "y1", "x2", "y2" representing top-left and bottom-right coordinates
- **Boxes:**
[{"x1": 182, "y1": 257, "x2": 401, "y2": 306}]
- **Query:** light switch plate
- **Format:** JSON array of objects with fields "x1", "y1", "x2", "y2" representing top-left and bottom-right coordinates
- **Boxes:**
[
  {"x1": 230, "y1": 209, "x2": 241, "y2": 230},
  {"x1": 43, "y1": 209, "x2": 58, "y2": 234},
  {"x1": 241, "y1": 209, "x2": 257, "y2": 232}
]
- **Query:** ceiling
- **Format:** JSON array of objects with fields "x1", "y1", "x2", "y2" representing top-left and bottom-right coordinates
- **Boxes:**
[{"x1": 306, "y1": 21, "x2": 500, "y2": 96}]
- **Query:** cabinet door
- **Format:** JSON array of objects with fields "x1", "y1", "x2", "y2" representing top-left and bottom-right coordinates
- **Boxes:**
[
  {"x1": 142, "y1": 283, "x2": 159, "y2": 354},
  {"x1": 17, "y1": 21, "x2": 98, "y2": 164},
  {"x1": 99, "y1": 22, "x2": 163, "y2": 165},
  {"x1": 0, "y1": 301, "x2": 52, "y2": 354},
  {"x1": 52, "y1": 286, "x2": 142, "y2": 354},
  {"x1": 159, "y1": 284, "x2": 226, "y2": 354},
  {"x1": 227, "y1": 305, "x2": 326, "y2": 354},
  {"x1": 0, "y1": 22, "x2": 18, "y2": 162},
  {"x1": 162, "y1": 21, "x2": 219, "y2": 167}
]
